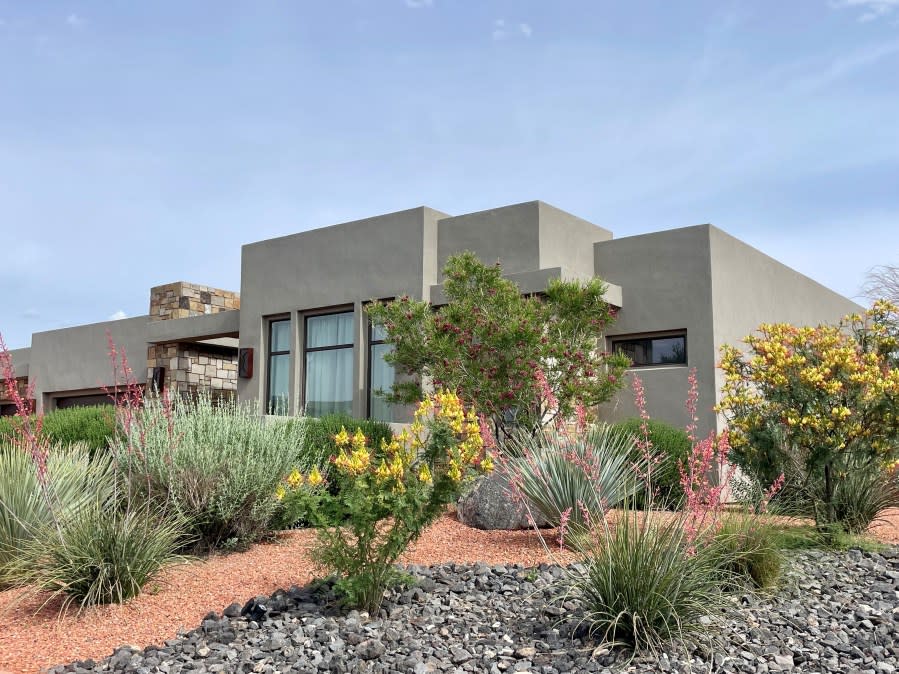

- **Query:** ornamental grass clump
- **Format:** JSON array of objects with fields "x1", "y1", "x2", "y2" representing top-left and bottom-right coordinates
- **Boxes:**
[
  {"x1": 527, "y1": 370, "x2": 783, "y2": 657},
  {"x1": 306, "y1": 390, "x2": 491, "y2": 613},
  {"x1": 0, "y1": 441, "x2": 115, "y2": 588}
]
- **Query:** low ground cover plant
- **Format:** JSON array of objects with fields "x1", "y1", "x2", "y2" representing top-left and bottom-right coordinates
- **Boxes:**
[
  {"x1": 718, "y1": 300, "x2": 899, "y2": 538},
  {"x1": 300, "y1": 391, "x2": 490, "y2": 612},
  {"x1": 116, "y1": 392, "x2": 318, "y2": 551}
]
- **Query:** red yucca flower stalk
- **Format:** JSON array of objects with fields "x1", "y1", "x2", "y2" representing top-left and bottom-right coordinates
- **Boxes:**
[{"x1": 0, "y1": 332, "x2": 50, "y2": 488}]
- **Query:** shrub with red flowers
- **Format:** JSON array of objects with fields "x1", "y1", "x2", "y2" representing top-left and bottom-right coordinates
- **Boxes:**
[{"x1": 366, "y1": 252, "x2": 629, "y2": 441}]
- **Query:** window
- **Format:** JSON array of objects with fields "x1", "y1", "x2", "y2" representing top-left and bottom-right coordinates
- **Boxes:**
[
  {"x1": 368, "y1": 323, "x2": 397, "y2": 422},
  {"x1": 304, "y1": 311, "x2": 354, "y2": 417},
  {"x1": 267, "y1": 319, "x2": 291, "y2": 415},
  {"x1": 611, "y1": 333, "x2": 687, "y2": 367}
]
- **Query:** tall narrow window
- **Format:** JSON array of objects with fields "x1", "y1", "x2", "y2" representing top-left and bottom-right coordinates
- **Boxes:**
[
  {"x1": 267, "y1": 319, "x2": 291, "y2": 415},
  {"x1": 304, "y1": 311, "x2": 354, "y2": 417},
  {"x1": 368, "y1": 323, "x2": 397, "y2": 422}
]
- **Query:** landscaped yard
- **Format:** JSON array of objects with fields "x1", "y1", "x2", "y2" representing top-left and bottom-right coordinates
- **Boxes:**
[{"x1": 0, "y1": 510, "x2": 897, "y2": 674}]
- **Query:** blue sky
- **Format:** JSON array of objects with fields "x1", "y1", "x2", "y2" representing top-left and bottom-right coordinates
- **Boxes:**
[{"x1": 1, "y1": 0, "x2": 897, "y2": 349}]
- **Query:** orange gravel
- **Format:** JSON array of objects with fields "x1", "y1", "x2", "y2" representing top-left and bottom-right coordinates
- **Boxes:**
[
  {"x1": 1, "y1": 509, "x2": 897, "y2": 674},
  {"x1": 0, "y1": 514, "x2": 571, "y2": 674}
]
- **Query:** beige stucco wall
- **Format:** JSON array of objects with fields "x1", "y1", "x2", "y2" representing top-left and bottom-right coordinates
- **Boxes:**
[
  {"x1": 237, "y1": 206, "x2": 449, "y2": 416},
  {"x1": 28, "y1": 316, "x2": 150, "y2": 412},
  {"x1": 594, "y1": 225, "x2": 717, "y2": 438},
  {"x1": 708, "y1": 226, "x2": 865, "y2": 415}
]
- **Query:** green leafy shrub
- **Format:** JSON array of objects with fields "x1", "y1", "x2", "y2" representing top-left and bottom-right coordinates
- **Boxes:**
[
  {"x1": 504, "y1": 423, "x2": 641, "y2": 530},
  {"x1": 612, "y1": 418, "x2": 691, "y2": 508},
  {"x1": 307, "y1": 391, "x2": 490, "y2": 612},
  {"x1": 7, "y1": 495, "x2": 187, "y2": 609},
  {"x1": 0, "y1": 442, "x2": 115, "y2": 587},
  {"x1": 0, "y1": 405, "x2": 117, "y2": 456},
  {"x1": 115, "y1": 393, "x2": 318, "y2": 551},
  {"x1": 269, "y1": 466, "x2": 328, "y2": 530},
  {"x1": 300, "y1": 413, "x2": 393, "y2": 483},
  {"x1": 367, "y1": 252, "x2": 629, "y2": 440},
  {"x1": 718, "y1": 301, "x2": 899, "y2": 535}
]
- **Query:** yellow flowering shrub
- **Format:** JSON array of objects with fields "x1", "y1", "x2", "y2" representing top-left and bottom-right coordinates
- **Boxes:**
[
  {"x1": 718, "y1": 300, "x2": 899, "y2": 531},
  {"x1": 307, "y1": 390, "x2": 490, "y2": 612}
]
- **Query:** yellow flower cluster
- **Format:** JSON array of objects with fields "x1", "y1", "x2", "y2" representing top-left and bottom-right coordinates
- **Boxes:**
[
  {"x1": 329, "y1": 390, "x2": 489, "y2": 494},
  {"x1": 718, "y1": 303, "x2": 899, "y2": 457},
  {"x1": 275, "y1": 465, "x2": 325, "y2": 500}
]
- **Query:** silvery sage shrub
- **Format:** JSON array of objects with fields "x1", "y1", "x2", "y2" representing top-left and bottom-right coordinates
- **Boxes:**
[{"x1": 115, "y1": 392, "x2": 319, "y2": 551}]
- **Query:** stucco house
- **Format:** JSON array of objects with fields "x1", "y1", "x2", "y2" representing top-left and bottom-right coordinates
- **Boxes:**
[{"x1": 1, "y1": 201, "x2": 862, "y2": 437}]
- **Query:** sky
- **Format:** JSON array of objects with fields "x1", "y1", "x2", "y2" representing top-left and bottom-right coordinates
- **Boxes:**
[{"x1": 1, "y1": 0, "x2": 897, "y2": 349}]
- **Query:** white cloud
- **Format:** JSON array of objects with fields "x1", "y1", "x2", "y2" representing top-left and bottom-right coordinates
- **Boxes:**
[
  {"x1": 519, "y1": 23, "x2": 533, "y2": 38},
  {"x1": 108, "y1": 310, "x2": 128, "y2": 321},
  {"x1": 404, "y1": 0, "x2": 433, "y2": 8},
  {"x1": 833, "y1": 0, "x2": 899, "y2": 22},
  {"x1": 66, "y1": 13, "x2": 85, "y2": 27}
]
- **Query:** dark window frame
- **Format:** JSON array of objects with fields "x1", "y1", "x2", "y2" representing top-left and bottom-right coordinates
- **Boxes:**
[
  {"x1": 366, "y1": 318, "x2": 393, "y2": 421},
  {"x1": 610, "y1": 331, "x2": 688, "y2": 368},
  {"x1": 301, "y1": 309, "x2": 355, "y2": 417},
  {"x1": 266, "y1": 317, "x2": 291, "y2": 415}
]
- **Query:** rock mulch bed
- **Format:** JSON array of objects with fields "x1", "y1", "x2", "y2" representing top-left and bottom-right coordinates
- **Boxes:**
[{"x1": 49, "y1": 547, "x2": 899, "y2": 674}]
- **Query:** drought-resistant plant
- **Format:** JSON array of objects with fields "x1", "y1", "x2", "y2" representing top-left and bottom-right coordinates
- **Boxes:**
[
  {"x1": 504, "y1": 421, "x2": 642, "y2": 531},
  {"x1": 115, "y1": 392, "x2": 317, "y2": 551},
  {"x1": 270, "y1": 465, "x2": 328, "y2": 530},
  {"x1": 709, "y1": 515, "x2": 782, "y2": 591},
  {"x1": 718, "y1": 300, "x2": 899, "y2": 534},
  {"x1": 299, "y1": 413, "x2": 393, "y2": 483},
  {"x1": 543, "y1": 371, "x2": 783, "y2": 656},
  {"x1": 307, "y1": 391, "x2": 490, "y2": 612},
  {"x1": 0, "y1": 442, "x2": 115, "y2": 587},
  {"x1": 367, "y1": 252, "x2": 629, "y2": 441},
  {"x1": 6, "y1": 493, "x2": 187, "y2": 610},
  {"x1": 612, "y1": 417, "x2": 691, "y2": 508},
  {"x1": 568, "y1": 509, "x2": 733, "y2": 653}
]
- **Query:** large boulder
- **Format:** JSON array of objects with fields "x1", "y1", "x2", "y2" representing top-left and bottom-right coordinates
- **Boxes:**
[{"x1": 457, "y1": 471, "x2": 536, "y2": 530}]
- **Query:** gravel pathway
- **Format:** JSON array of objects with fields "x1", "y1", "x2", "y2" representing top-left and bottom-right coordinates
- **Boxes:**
[{"x1": 47, "y1": 546, "x2": 899, "y2": 674}]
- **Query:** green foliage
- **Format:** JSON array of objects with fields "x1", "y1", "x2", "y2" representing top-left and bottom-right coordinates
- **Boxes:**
[
  {"x1": 269, "y1": 467, "x2": 329, "y2": 530},
  {"x1": 504, "y1": 424, "x2": 642, "y2": 529},
  {"x1": 718, "y1": 302, "x2": 899, "y2": 534},
  {"x1": 566, "y1": 510, "x2": 732, "y2": 654},
  {"x1": 307, "y1": 392, "x2": 489, "y2": 612},
  {"x1": 710, "y1": 516, "x2": 782, "y2": 591},
  {"x1": 366, "y1": 252, "x2": 629, "y2": 439},
  {"x1": 299, "y1": 413, "x2": 393, "y2": 482},
  {"x1": 115, "y1": 393, "x2": 319, "y2": 551},
  {"x1": 7, "y1": 495, "x2": 187, "y2": 609},
  {"x1": 0, "y1": 405, "x2": 116, "y2": 456},
  {"x1": 612, "y1": 418, "x2": 691, "y2": 508},
  {"x1": 0, "y1": 442, "x2": 115, "y2": 587}
]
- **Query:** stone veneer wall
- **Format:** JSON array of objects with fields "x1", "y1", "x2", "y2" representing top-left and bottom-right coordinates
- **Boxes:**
[
  {"x1": 0, "y1": 376, "x2": 33, "y2": 415},
  {"x1": 147, "y1": 343, "x2": 237, "y2": 398},
  {"x1": 149, "y1": 282, "x2": 240, "y2": 321},
  {"x1": 147, "y1": 281, "x2": 240, "y2": 398}
]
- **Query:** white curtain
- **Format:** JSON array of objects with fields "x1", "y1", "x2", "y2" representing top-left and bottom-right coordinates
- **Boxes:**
[{"x1": 305, "y1": 312, "x2": 354, "y2": 417}]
